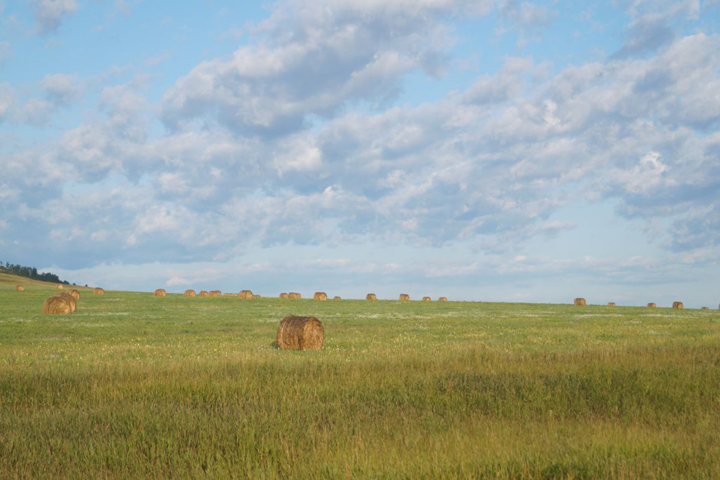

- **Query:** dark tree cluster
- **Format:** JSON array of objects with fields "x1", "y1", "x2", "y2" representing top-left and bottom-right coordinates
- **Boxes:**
[{"x1": 0, "y1": 261, "x2": 70, "y2": 285}]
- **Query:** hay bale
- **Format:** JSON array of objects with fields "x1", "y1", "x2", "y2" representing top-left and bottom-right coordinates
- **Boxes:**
[
  {"x1": 154, "y1": 289, "x2": 167, "y2": 297},
  {"x1": 239, "y1": 290, "x2": 253, "y2": 299},
  {"x1": 313, "y1": 292, "x2": 328, "y2": 301},
  {"x1": 58, "y1": 293, "x2": 77, "y2": 312},
  {"x1": 399, "y1": 294, "x2": 410, "y2": 301},
  {"x1": 15, "y1": 285, "x2": 24, "y2": 292},
  {"x1": 184, "y1": 289, "x2": 196, "y2": 297},
  {"x1": 607, "y1": 302, "x2": 616, "y2": 307},
  {"x1": 422, "y1": 296, "x2": 431, "y2": 302},
  {"x1": 56, "y1": 284, "x2": 64, "y2": 290},
  {"x1": 43, "y1": 295, "x2": 74, "y2": 314},
  {"x1": 672, "y1": 301, "x2": 683, "y2": 309},
  {"x1": 574, "y1": 298, "x2": 586, "y2": 306},
  {"x1": 701, "y1": 306, "x2": 709, "y2": 310},
  {"x1": 647, "y1": 303, "x2": 656, "y2": 308},
  {"x1": 199, "y1": 291, "x2": 209, "y2": 297},
  {"x1": 68, "y1": 289, "x2": 81, "y2": 300},
  {"x1": 280, "y1": 293, "x2": 289, "y2": 299},
  {"x1": 209, "y1": 290, "x2": 222, "y2": 297},
  {"x1": 366, "y1": 293, "x2": 377, "y2": 300},
  {"x1": 94, "y1": 287, "x2": 105, "y2": 295},
  {"x1": 333, "y1": 296, "x2": 341, "y2": 300},
  {"x1": 288, "y1": 292, "x2": 302, "y2": 299},
  {"x1": 276, "y1": 315, "x2": 324, "y2": 351},
  {"x1": 438, "y1": 297, "x2": 448, "y2": 302},
  {"x1": 253, "y1": 294, "x2": 261, "y2": 299},
  {"x1": 223, "y1": 293, "x2": 236, "y2": 297}
]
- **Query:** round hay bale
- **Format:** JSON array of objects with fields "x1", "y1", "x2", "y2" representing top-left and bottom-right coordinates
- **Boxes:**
[
  {"x1": 333, "y1": 296, "x2": 341, "y2": 300},
  {"x1": 438, "y1": 297, "x2": 448, "y2": 302},
  {"x1": 276, "y1": 315, "x2": 324, "y2": 351},
  {"x1": 209, "y1": 290, "x2": 222, "y2": 297},
  {"x1": 15, "y1": 285, "x2": 24, "y2": 292},
  {"x1": 184, "y1": 289, "x2": 196, "y2": 297},
  {"x1": 607, "y1": 302, "x2": 616, "y2": 307},
  {"x1": 94, "y1": 287, "x2": 105, "y2": 295},
  {"x1": 672, "y1": 301, "x2": 683, "y2": 309},
  {"x1": 422, "y1": 296, "x2": 431, "y2": 302},
  {"x1": 199, "y1": 291, "x2": 209, "y2": 297},
  {"x1": 56, "y1": 284, "x2": 64, "y2": 290},
  {"x1": 239, "y1": 290, "x2": 253, "y2": 299},
  {"x1": 701, "y1": 306, "x2": 709, "y2": 310},
  {"x1": 399, "y1": 294, "x2": 410, "y2": 301},
  {"x1": 288, "y1": 292, "x2": 302, "y2": 299},
  {"x1": 43, "y1": 295, "x2": 74, "y2": 314},
  {"x1": 154, "y1": 289, "x2": 167, "y2": 297},
  {"x1": 647, "y1": 303, "x2": 656, "y2": 308},
  {"x1": 68, "y1": 289, "x2": 81, "y2": 300},
  {"x1": 574, "y1": 298, "x2": 586, "y2": 306},
  {"x1": 366, "y1": 293, "x2": 377, "y2": 300},
  {"x1": 313, "y1": 292, "x2": 328, "y2": 301},
  {"x1": 279, "y1": 293, "x2": 289, "y2": 299},
  {"x1": 58, "y1": 293, "x2": 77, "y2": 312}
]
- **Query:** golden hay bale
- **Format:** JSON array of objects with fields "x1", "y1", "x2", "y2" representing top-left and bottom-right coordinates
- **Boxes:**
[
  {"x1": 313, "y1": 292, "x2": 328, "y2": 301},
  {"x1": 422, "y1": 296, "x2": 431, "y2": 302},
  {"x1": 43, "y1": 295, "x2": 74, "y2": 314},
  {"x1": 280, "y1": 293, "x2": 289, "y2": 299},
  {"x1": 56, "y1": 284, "x2": 64, "y2": 290},
  {"x1": 68, "y1": 289, "x2": 81, "y2": 300},
  {"x1": 701, "y1": 307, "x2": 709, "y2": 310},
  {"x1": 438, "y1": 297, "x2": 448, "y2": 302},
  {"x1": 288, "y1": 292, "x2": 302, "y2": 299},
  {"x1": 672, "y1": 301, "x2": 683, "y2": 309},
  {"x1": 209, "y1": 290, "x2": 222, "y2": 297},
  {"x1": 647, "y1": 303, "x2": 656, "y2": 308},
  {"x1": 366, "y1": 293, "x2": 377, "y2": 300},
  {"x1": 199, "y1": 291, "x2": 209, "y2": 297},
  {"x1": 399, "y1": 294, "x2": 410, "y2": 301},
  {"x1": 58, "y1": 293, "x2": 77, "y2": 312},
  {"x1": 276, "y1": 315, "x2": 324, "y2": 351},
  {"x1": 94, "y1": 287, "x2": 105, "y2": 295},
  {"x1": 184, "y1": 289, "x2": 196, "y2": 297},
  {"x1": 574, "y1": 298, "x2": 586, "y2": 306},
  {"x1": 607, "y1": 302, "x2": 616, "y2": 307},
  {"x1": 154, "y1": 289, "x2": 167, "y2": 297},
  {"x1": 15, "y1": 285, "x2": 24, "y2": 292},
  {"x1": 333, "y1": 296, "x2": 341, "y2": 300},
  {"x1": 239, "y1": 290, "x2": 253, "y2": 299}
]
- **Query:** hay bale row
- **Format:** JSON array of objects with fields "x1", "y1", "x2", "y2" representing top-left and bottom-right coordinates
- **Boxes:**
[
  {"x1": 276, "y1": 315, "x2": 324, "y2": 350},
  {"x1": 313, "y1": 292, "x2": 327, "y2": 301},
  {"x1": 574, "y1": 298, "x2": 586, "y2": 306}
]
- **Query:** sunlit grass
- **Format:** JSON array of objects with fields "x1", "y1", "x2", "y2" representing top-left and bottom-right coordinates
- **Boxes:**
[{"x1": 1, "y1": 281, "x2": 719, "y2": 478}]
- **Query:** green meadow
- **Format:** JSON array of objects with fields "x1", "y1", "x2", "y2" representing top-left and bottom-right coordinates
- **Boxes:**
[{"x1": 1, "y1": 274, "x2": 720, "y2": 478}]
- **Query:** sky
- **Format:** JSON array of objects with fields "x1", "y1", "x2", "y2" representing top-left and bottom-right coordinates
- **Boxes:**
[{"x1": 1, "y1": 0, "x2": 719, "y2": 307}]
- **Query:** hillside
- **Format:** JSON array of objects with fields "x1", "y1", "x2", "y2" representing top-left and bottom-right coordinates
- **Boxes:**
[{"x1": 0, "y1": 271, "x2": 91, "y2": 290}]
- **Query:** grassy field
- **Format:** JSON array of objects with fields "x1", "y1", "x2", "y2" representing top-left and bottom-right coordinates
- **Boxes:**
[{"x1": 1, "y1": 274, "x2": 720, "y2": 478}]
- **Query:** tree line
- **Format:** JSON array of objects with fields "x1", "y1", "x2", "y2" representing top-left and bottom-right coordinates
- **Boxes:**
[{"x1": 0, "y1": 261, "x2": 70, "y2": 285}]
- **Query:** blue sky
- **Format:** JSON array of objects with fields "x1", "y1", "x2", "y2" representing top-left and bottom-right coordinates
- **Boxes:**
[{"x1": 1, "y1": 0, "x2": 719, "y2": 307}]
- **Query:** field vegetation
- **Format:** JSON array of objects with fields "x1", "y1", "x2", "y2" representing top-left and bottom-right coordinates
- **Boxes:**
[{"x1": 1, "y1": 273, "x2": 719, "y2": 478}]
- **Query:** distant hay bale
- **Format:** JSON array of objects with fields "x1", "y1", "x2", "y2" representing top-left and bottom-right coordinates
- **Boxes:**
[
  {"x1": 574, "y1": 298, "x2": 586, "y2": 306},
  {"x1": 288, "y1": 292, "x2": 302, "y2": 299},
  {"x1": 438, "y1": 297, "x2": 448, "y2": 302},
  {"x1": 239, "y1": 290, "x2": 253, "y2": 299},
  {"x1": 56, "y1": 284, "x2": 64, "y2": 290},
  {"x1": 184, "y1": 289, "x2": 196, "y2": 297},
  {"x1": 366, "y1": 293, "x2": 377, "y2": 300},
  {"x1": 701, "y1": 306, "x2": 709, "y2": 310},
  {"x1": 607, "y1": 302, "x2": 616, "y2": 307},
  {"x1": 280, "y1": 293, "x2": 289, "y2": 299},
  {"x1": 15, "y1": 285, "x2": 24, "y2": 292},
  {"x1": 223, "y1": 293, "x2": 236, "y2": 297},
  {"x1": 43, "y1": 295, "x2": 74, "y2": 314},
  {"x1": 209, "y1": 290, "x2": 222, "y2": 297},
  {"x1": 253, "y1": 294, "x2": 261, "y2": 299},
  {"x1": 399, "y1": 294, "x2": 410, "y2": 301},
  {"x1": 276, "y1": 315, "x2": 324, "y2": 351},
  {"x1": 68, "y1": 289, "x2": 81, "y2": 300},
  {"x1": 94, "y1": 287, "x2": 105, "y2": 295},
  {"x1": 313, "y1": 292, "x2": 328, "y2": 301},
  {"x1": 647, "y1": 303, "x2": 656, "y2": 308},
  {"x1": 333, "y1": 296, "x2": 341, "y2": 300},
  {"x1": 672, "y1": 301, "x2": 684, "y2": 309},
  {"x1": 154, "y1": 289, "x2": 167, "y2": 297},
  {"x1": 422, "y1": 296, "x2": 431, "y2": 302},
  {"x1": 199, "y1": 291, "x2": 209, "y2": 297}
]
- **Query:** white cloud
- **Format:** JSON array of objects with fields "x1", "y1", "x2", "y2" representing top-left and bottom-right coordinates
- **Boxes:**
[{"x1": 29, "y1": 0, "x2": 78, "y2": 34}]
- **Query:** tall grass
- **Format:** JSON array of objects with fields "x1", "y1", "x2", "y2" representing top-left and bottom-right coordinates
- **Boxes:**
[{"x1": 1, "y1": 282, "x2": 719, "y2": 478}]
